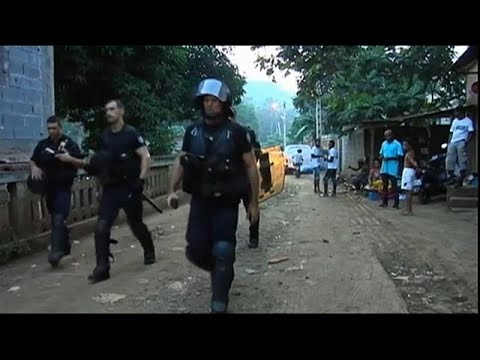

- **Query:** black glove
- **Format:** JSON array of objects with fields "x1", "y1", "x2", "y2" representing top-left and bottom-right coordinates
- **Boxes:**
[{"x1": 132, "y1": 178, "x2": 145, "y2": 195}]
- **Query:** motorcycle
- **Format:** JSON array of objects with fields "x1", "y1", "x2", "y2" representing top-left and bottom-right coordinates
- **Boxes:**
[{"x1": 413, "y1": 143, "x2": 449, "y2": 204}]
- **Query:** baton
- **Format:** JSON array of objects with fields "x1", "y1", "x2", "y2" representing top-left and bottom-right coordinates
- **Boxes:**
[{"x1": 141, "y1": 194, "x2": 163, "y2": 213}]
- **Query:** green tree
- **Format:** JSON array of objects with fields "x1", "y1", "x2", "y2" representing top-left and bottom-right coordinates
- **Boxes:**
[
  {"x1": 54, "y1": 46, "x2": 246, "y2": 154},
  {"x1": 254, "y1": 46, "x2": 465, "y2": 133},
  {"x1": 235, "y1": 101, "x2": 259, "y2": 133}
]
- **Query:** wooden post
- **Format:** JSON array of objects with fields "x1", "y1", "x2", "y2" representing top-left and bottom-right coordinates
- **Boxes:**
[
  {"x1": 0, "y1": 184, "x2": 11, "y2": 243},
  {"x1": 8, "y1": 181, "x2": 32, "y2": 237}
]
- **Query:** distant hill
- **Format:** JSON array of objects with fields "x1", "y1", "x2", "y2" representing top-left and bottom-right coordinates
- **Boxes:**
[{"x1": 242, "y1": 81, "x2": 296, "y2": 110}]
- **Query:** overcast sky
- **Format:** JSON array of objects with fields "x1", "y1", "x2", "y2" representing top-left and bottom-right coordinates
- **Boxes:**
[{"x1": 225, "y1": 46, "x2": 470, "y2": 94}]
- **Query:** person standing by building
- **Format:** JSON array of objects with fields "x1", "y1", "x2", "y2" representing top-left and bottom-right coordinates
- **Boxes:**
[
  {"x1": 446, "y1": 108, "x2": 474, "y2": 187},
  {"x1": 379, "y1": 129, "x2": 403, "y2": 209},
  {"x1": 311, "y1": 139, "x2": 322, "y2": 193},
  {"x1": 323, "y1": 140, "x2": 338, "y2": 196}
]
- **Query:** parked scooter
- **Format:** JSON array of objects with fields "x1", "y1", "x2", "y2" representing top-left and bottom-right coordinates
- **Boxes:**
[
  {"x1": 293, "y1": 149, "x2": 304, "y2": 178},
  {"x1": 413, "y1": 143, "x2": 449, "y2": 204},
  {"x1": 294, "y1": 163, "x2": 301, "y2": 178}
]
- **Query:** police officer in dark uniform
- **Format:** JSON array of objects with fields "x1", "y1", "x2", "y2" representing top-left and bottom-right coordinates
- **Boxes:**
[
  {"x1": 242, "y1": 125, "x2": 261, "y2": 248},
  {"x1": 29, "y1": 115, "x2": 82, "y2": 267},
  {"x1": 230, "y1": 113, "x2": 262, "y2": 249},
  {"x1": 56, "y1": 100, "x2": 156, "y2": 283},
  {"x1": 167, "y1": 79, "x2": 260, "y2": 313}
]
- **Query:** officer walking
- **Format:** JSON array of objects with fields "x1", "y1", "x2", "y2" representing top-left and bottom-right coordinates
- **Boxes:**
[
  {"x1": 55, "y1": 100, "x2": 156, "y2": 283},
  {"x1": 167, "y1": 78, "x2": 260, "y2": 313},
  {"x1": 242, "y1": 125, "x2": 261, "y2": 248},
  {"x1": 28, "y1": 115, "x2": 82, "y2": 267},
  {"x1": 229, "y1": 112, "x2": 262, "y2": 249}
]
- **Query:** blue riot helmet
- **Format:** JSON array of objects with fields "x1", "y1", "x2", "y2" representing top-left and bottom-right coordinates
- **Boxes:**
[{"x1": 194, "y1": 78, "x2": 235, "y2": 117}]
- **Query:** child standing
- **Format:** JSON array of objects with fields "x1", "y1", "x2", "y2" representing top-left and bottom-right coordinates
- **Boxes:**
[{"x1": 401, "y1": 139, "x2": 418, "y2": 215}]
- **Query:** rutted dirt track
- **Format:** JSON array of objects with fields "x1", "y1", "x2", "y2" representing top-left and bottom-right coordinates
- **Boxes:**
[{"x1": 0, "y1": 175, "x2": 477, "y2": 313}]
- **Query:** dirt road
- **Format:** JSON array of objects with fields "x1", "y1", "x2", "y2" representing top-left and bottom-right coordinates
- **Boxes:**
[{"x1": 0, "y1": 175, "x2": 476, "y2": 313}]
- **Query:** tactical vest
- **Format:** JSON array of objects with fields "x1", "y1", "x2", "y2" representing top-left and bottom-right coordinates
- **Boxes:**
[
  {"x1": 181, "y1": 120, "x2": 247, "y2": 199},
  {"x1": 101, "y1": 133, "x2": 141, "y2": 185}
]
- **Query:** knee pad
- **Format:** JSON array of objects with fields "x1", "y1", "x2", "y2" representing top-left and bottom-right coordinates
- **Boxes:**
[{"x1": 212, "y1": 241, "x2": 235, "y2": 267}]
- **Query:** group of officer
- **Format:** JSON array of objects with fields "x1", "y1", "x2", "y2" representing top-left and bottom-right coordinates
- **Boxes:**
[{"x1": 28, "y1": 78, "x2": 261, "y2": 313}]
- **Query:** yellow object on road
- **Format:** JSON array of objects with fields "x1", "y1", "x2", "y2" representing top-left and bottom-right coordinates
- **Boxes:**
[{"x1": 258, "y1": 146, "x2": 286, "y2": 203}]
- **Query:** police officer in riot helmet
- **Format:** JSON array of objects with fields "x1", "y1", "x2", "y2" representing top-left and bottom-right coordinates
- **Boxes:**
[
  {"x1": 56, "y1": 99, "x2": 155, "y2": 283},
  {"x1": 167, "y1": 78, "x2": 260, "y2": 313},
  {"x1": 29, "y1": 115, "x2": 83, "y2": 267},
  {"x1": 229, "y1": 110, "x2": 262, "y2": 249}
]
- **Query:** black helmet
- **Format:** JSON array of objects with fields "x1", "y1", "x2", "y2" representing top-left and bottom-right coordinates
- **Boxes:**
[
  {"x1": 194, "y1": 78, "x2": 234, "y2": 117},
  {"x1": 27, "y1": 174, "x2": 48, "y2": 195}
]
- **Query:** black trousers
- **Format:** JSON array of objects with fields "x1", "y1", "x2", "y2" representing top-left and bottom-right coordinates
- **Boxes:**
[
  {"x1": 94, "y1": 184, "x2": 154, "y2": 266},
  {"x1": 381, "y1": 174, "x2": 399, "y2": 207}
]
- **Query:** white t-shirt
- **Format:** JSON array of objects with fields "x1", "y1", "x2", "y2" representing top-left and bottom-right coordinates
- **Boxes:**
[
  {"x1": 450, "y1": 117, "x2": 474, "y2": 143},
  {"x1": 311, "y1": 146, "x2": 321, "y2": 167},
  {"x1": 293, "y1": 154, "x2": 303, "y2": 164},
  {"x1": 327, "y1": 148, "x2": 338, "y2": 169}
]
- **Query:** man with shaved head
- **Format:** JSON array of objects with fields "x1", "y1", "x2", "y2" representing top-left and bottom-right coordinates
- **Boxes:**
[{"x1": 379, "y1": 129, "x2": 404, "y2": 209}]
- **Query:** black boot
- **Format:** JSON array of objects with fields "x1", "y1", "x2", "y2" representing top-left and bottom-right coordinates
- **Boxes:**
[
  {"x1": 88, "y1": 251, "x2": 110, "y2": 284},
  {"x1": 88, "y1": 220, "x2": 111, "y2": 284},
  {"x1": 248, "y1": 236, "x2": 259, "y2": 249},
  {"x1": 144, "y1": 248, "x2": 156, "y2": 265},
  {"x1": 129, "y1": 220, "x2": 156, "y2": 264},
  {"x1": 210, "y1": 274, "x2": 229, "y2": 314},
  {"x1": 211, "y1": 300, "x2": 228, "y2": 314},
  {"x1": 211, "y1": 241, "x2": 235, "y2": 314},
  {"x1": 48, "y1": 214, "x2": 69, "y2": 268}
]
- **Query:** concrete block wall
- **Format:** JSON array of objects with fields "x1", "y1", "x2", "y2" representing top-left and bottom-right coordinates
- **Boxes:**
[
  {"x1": 0, "y1": 46, "x2": 54, "y2": 161},
  {"x1": 340, "y1": 128, "x2": 365, "y2": 172}
]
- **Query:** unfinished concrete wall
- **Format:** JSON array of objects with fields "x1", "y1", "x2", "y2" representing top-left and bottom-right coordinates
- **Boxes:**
[
  {"x1": 0, "y1": 46, "x2": 54, "y2": 162},
  {"x1": 340, "y1": 128, "x2": 366, "y2": 172}
]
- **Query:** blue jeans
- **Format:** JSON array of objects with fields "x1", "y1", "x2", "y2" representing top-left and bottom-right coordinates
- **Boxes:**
[{"x1": 313, "y1": 166, "x2": 321, "y2": 180}]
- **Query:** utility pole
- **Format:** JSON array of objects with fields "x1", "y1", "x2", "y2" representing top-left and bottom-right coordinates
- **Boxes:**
[{"x1": 315, "y1": 81, "x2": 321, "y2": 141}]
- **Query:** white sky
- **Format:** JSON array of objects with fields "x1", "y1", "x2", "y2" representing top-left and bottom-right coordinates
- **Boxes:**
[
  {"x1": 224, "y1": 46, "x2": 300, "y2": 94},
  {"x1": 224, "y1": 46, "x2": 469, "y2": 94}
]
